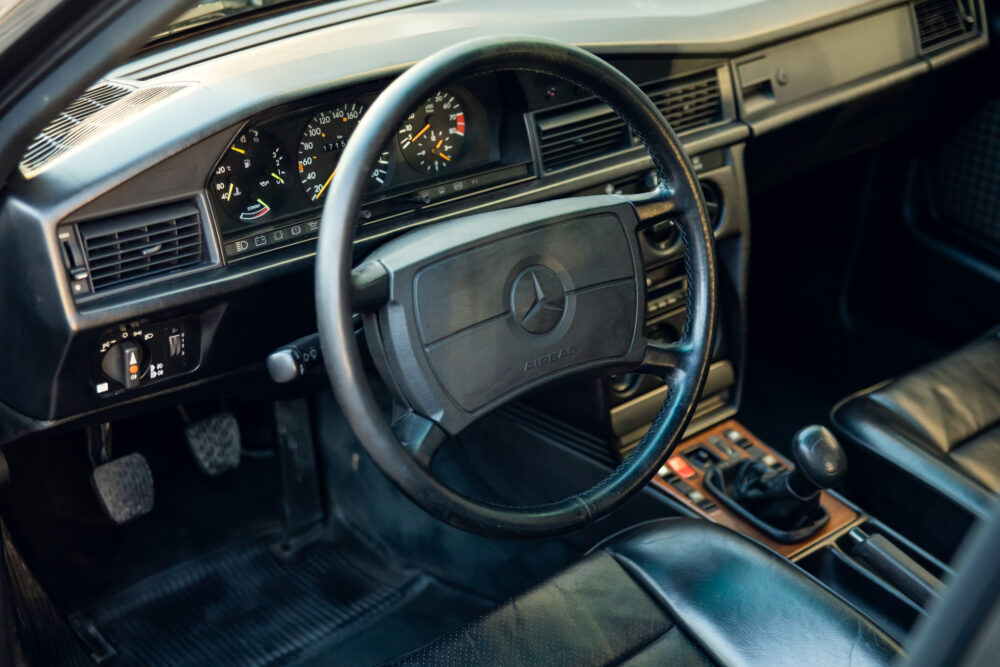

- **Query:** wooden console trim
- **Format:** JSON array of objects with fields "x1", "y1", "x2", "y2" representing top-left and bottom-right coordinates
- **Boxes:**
[{"x1": 651, "y1": 419, "x2": 860, "y2": 559}]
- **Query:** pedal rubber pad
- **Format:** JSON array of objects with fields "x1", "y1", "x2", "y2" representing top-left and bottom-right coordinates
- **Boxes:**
[
  {"x1": 92, "y1": 453, "x2": 154, "y2": 524},
  {"x1": 185, "y1": 411, "x2": 241, "y2": 476}
]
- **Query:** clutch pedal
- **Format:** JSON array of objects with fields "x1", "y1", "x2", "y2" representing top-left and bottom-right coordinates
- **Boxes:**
[
  {"x1": 185, "y1": 411, "x2": 241, "y2": 476},
  {"x1": 91, "y1": 453, "x2": 154, "y2": 524}
]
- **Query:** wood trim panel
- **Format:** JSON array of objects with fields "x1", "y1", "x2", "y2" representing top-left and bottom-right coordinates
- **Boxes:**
[{"x1": 651, "y1": 419, "x2": 860, "y2": 559}]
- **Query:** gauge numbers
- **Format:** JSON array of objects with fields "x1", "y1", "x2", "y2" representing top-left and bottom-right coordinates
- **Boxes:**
[
  {"x1": 397, "y1": 91, "x2": 466, "y2": 173},
  {"x1": 211, "y1": 129, "x2": 290, "y2": 223},
  {"x1": 297, "y1": 101, "x2": 392, "y2": 201}
]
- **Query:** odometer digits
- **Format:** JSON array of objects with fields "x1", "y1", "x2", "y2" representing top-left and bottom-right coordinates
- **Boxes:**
[{"x1": 297, "y1": 101, "x2": 392, "y2": 201}]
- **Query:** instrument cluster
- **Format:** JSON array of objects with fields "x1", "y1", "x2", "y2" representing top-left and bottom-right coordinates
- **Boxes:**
[{"x1": 207, "y1": 76, "x2": 528, "y2": 259}]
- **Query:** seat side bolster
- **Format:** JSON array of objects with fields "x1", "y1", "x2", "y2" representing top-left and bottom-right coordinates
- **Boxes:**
[
  {"x1": 832, "y1": 394, "x2": 995, "y2": 518},
  {"x1": 604, "y1": 519, "x2": 902, "y2": 667}
]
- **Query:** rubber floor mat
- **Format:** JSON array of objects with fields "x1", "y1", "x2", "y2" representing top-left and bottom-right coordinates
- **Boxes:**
[{"x1": 69, "y1": 538, "x2": 423, "y2": 666}]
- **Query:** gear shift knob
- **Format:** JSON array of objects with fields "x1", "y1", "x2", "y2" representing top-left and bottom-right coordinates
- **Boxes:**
[{"x1": 788, "y1": 425, "x2": 847, "y2": 496}]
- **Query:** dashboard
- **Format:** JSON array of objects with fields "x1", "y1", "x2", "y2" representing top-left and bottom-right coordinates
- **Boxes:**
[
  {"x1": 0, "y1": 0, "x2": 989, "y2": 439},
  {"x1": 207, "y1": 75, "x2": 531, "y2": 260}
]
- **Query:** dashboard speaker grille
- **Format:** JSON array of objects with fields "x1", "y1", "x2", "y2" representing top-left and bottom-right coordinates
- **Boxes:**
[
  {"x1": 913, "y1": 0, "x2": 977, "y2": 51},
  {"x1": 536, "y1": 71, "x2": 724, "y2": 172},
  {"x1": 20, "y1": 80, "x2": 190, "y2": 178},
  {"x1": 79, "y1": 203, "x2": 206, "y2": 293}
]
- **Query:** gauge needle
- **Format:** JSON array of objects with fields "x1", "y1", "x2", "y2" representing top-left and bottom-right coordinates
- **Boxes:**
[
  {"x1": 226, "y1": 183, "x2": 234, "y2": 200},
  {"x1": 257, "y1": 198, "x2": 269, "y2": 208},
  {"x1": 435, "y1": 138, "x2": 444, "y2": 149},
  {"x1": 410, "y1": 123, "x2": 431, "y2": 144},
  {"x1": 438, "y1": 152, "x2": 451, "y2": 161},
  {"x1": 230, "y1": 146, "x2": 245, "y2": 154},
  {"x1": 271, "y1": 172, "x2": 284, "y2": 184},
  {"x1": 314, "y1": 167, "x2": 337, "y2": 201}
]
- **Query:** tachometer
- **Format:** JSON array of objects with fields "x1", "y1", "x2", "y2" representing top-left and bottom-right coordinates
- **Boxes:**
[
  {"x1": 397, "y1": 91, "x2": 466, "y2": 173},
  {"x1": 297, "y1": 102, "x2": 393, "y2": 201},
  {"x1": 211, "y1": 129, "x2": 290, "y2": 223}
]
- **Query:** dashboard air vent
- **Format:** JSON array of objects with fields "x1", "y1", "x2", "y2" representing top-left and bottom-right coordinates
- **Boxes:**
[
  {"x1": 536, "y1": 71, "x2": 723, "y2": 172},
  {"x1": 913, "y1": 0, "x2": 977, "y2": 50},
  {"x1": 647, "y1": 73, "x2": 723, "y2": 134},
  {"x1": 536, "y1": 104, "x2": 631, "y2": 172},
  {"x1": 20, "y1": 80, "x2": 190, "y2": 178},
  {"x1": 79, "y1": 203, "x2": 206, "y2": 293}
]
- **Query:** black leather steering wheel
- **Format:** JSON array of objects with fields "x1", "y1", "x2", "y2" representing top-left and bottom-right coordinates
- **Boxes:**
[{"x1": 316, "y1": 36, "x2": 717, "y2": 539}]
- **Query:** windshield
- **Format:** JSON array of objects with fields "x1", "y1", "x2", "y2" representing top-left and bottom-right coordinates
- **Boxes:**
[{"x1": 152, "y1": 0, "x2": 312, "y2": 39}]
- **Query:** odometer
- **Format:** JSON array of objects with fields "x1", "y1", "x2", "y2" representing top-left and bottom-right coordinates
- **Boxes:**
[
  {"x1": 210, "y1": 129, "x2": 290, "y2": 223},
  {"x1": 297, "y1": 101, "x2": 392, "y2": 202},
  {"x1": 397, "y1": 91, "x2": 466, "y2": 173}
]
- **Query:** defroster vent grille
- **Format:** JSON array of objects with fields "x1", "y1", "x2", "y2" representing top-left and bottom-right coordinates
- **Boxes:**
[
  {"x1": 79, "y1": 203, "x2": 206, "y2": 293},
  {"x1": 20, "y1": 80, "x2": 189, "y2": 177}
]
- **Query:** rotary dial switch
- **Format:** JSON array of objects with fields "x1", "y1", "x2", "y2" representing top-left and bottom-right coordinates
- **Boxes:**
[{"x1": 101, "y1": 340, "x2": 144, "y2": 390}]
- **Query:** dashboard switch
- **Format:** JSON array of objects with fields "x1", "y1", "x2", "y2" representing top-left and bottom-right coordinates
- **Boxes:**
[
  {"x1": 666, "y1": 455, "x2": 696, "y2": 480},
  {"x1": 101, "y1": 340, "x2": 143, "y2": 390},
  {"x1": 93, "y1": 317, "x2": 198, "y2": 398}
]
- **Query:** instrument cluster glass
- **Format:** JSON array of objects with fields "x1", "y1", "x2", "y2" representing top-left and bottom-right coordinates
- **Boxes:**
[
  {"x1": 210, "y1": 88, "x2": 477, "y2": 231},
  {"x1": 210, "y1": 129, "x2": 291, "y2": 223},
  {"x1": 296, "y1": 102, "x2": 393, "y2": 203}
]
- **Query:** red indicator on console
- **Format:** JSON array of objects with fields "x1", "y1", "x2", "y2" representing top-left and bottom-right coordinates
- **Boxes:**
[
  {"x1": 667, "y1": 456, "x2": 696, "y2": 479},
  {"x1": 454, "y1": 112, "x2": 465, "y2": 136}
]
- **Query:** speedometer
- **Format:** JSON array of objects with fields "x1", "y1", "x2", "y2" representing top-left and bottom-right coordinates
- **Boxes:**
[
  {"x1": 397, "y1": 91, "x2": 466, "y2": 173},
  {"x1": 297, "y1": 101, "x2": 393, "y2": 202}
]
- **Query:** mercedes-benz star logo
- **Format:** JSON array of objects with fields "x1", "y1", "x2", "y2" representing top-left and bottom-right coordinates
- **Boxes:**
[{"x1": 510, "y1": 266, "x2": 566, "y2": 334}]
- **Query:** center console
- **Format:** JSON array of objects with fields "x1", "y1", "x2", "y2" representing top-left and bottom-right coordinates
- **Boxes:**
[
  {"x1": 655, "y1": 420, "x2": 858, "y2": 559},
  {"x1": 661, "y1": 418, "x2": 954, "y2": 642}
]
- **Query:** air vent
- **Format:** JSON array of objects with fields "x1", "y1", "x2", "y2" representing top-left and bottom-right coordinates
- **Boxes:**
[
  {"x1": 913, "y1": 0, "x2": 977, "y2": 51},
  {"x1": 78, "y1": 203, "x2": 206, "y2": 293},
  {"x1": 20, "y1": 80, "x2": 190, "y2": 177},
  {"x1": 536, "y1": 104, "x2": 631, "y2": 172},
  {"x1": 536, "y1": 71, "x2": 724, "y2": 172},
  {"x1": 647, "y1": 74, "x2": 723, "y2": 134}
]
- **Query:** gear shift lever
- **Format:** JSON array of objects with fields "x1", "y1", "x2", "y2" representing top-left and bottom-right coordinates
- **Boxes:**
[
  {"x1": 787, "y1": 425, "x2": 848, "y2": 498},
  {"x1": 703, "y1": 425, "x2": 847, "y2": 543}
]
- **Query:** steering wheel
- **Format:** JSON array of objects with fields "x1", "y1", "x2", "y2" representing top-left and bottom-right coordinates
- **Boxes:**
[{"x1": 316, "y1": 36, "x2": 717, "y2": 539}]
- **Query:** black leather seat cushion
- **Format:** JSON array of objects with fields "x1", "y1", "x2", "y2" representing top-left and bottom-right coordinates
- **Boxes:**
[
  {"x1": 390, "y1": 519, "x2": 900, "y2": 665},
  {"x1": 832, "y1": 327, "x2": 1000, "y2": 517}
]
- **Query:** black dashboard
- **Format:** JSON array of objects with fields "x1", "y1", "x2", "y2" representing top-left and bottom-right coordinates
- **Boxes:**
[{"x1": 0, "y1": 0, "x2": 989, "y2": 443}]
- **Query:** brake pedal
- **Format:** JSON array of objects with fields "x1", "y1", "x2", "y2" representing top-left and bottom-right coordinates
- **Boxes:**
[
  {"x1": 91, "y1": 453, "x2": 154, "y2": 524},
  {"x1": 185, "y1": 411, "x2": 241, "y2": 476}
]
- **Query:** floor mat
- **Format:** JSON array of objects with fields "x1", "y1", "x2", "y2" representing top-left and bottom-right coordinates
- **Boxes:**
[{"x1": 56, "y1": 535, "x2": 492, "y2": 666}]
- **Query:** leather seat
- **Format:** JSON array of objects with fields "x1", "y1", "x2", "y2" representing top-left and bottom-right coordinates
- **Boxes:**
[
  {"x1": 832, "y1": 327, "x2": 1000, "y2": 518},
  {"x1": 390, "y1": 519, "x2": 901, "y2": 665}
]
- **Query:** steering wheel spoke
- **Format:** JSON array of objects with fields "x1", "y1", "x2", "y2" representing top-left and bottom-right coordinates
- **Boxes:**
[
  {"x1": 392, "y1": 409, "x2": 447, "y2": 469},
  {"x1": 626, "y1": 185, "x2": 678, "y2": 231},
  {"x1": 638, "y1": 338, "x2": 688, "y2": 382}
]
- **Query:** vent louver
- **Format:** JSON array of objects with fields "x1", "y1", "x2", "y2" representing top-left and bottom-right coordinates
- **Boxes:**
[
  {"x1": 20, "y1": 80, "x2": 190, "y2": 177},
  {"x1": 536, "y1": 104, "x2": 631, "y2": 172},
  {"x1": 647, "y1": 75, "x2": 723, "y2": 134},
  {"x1": 536, "y1": 71, "x2": 723, "y2": 172},
  {"x1": 79, "y1": 203, "x2": 206, "y2": 293},
  {"x1": 913, "y1": 0, "x2": 977, "y2": 50}
]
